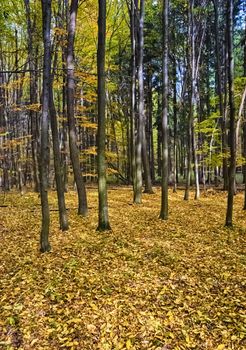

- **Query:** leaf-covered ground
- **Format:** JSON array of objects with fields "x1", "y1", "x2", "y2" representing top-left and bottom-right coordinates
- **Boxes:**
[{"x1": 0, "y1": 188, "x2": 245, "y2": 350}]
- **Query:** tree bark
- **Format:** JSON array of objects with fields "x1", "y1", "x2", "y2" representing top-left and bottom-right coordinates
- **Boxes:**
[
  {"x1": 67, "y1": 0, "x2": 88, "y2": 216},
  {"x1": 50, "y1": 51, "x2": 69, "y2": 231},
  {"x1": 138, "y1": 1, "x2": 153, "y2": 195},
  {"x1": 24, "y1": 0, "x2": 40, "y2": 193},
  {"x1": 40, "y1": 0, "x2": 52, "y2": 253},
  {"x1": 213, "y1": 0, "x2": 228, "y2": 190},
  {"x1": 184, "y1": 1, "x2": 194, "y2": 201},
  {"x1": 97, "y1": 0, "x2": 111, "y2": 231},
  {"x1": 134, "y1": 0, "x2": 144, "y2": 203},
  {"x1": 130, "y1": 0, "x2": 137, "y2": 198},
  {"x1": 160, "y1": 0, "x2": 169, "y2": 219},
  {"x1": 225, "y1": 0, "x2": 236, "y2": 226},
  {"x1": 147, "y1": 70, "x2": 155, "y2": 182},
  {"x1": 243, "y1": 20, "x2": 246, "y2": 210},
  {"x1": 173, "y1": 56, "x2": 178, "y2": 193}
]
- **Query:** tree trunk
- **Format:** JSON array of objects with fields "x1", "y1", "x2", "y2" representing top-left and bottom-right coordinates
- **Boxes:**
[
  {"x1": 97, "y1": 0, "x2": 111, "y2": 231},
  {"x1": 24, "y1": 0, "x2": 40, "y2": 193},
  {"x1": 142, "y1": 126, "x2": 154, "y2": 193},
  {"x1": 243, "y1": 20, "x2": 246, "y2": 210},
  {"x1": 213, "y1": 0, "x2": 228, "y2": 190},
  {"x1": 130, "y1": 0, "x2": 137, "y2": 197},
  {"x1": 173, "y1": 57, "x2": 178, "y2": 193},
  {"x1": 61, "y1": 0, "x2": 69, "y2": 192},
  {"x1": 147, "y1": 69, "x2": 155, "y2": 182},
  {"x1": 67, "y1": 0, "x2": 88, "y2": 216},
  {"x1": 160, "y1": 0, "x2": 169, "y2": 219},
  {"x1": 134, "y1": 0, "x2": 144, "y2": 203},
  {"x1": 40, "y1": 0, "x2": 52, "y2": 253},
  {"x1": 50, "y1": 52, "x2": 69, "y2": 231},
  {"x1": 138, "y1": 3, "x2": 153, "y2": 195},
  {"x1": 244, "y1": 120, "x2": 246, "y2": 210},
  {"x1": 184, "y1": 1, "x2": 193, "y2": 201},
  {"x1": 225, "y1": 0, "x2": 236, "y2": 226}
]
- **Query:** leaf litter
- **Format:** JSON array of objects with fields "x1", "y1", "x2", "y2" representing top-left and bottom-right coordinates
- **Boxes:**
[{"x1": 0, "y1": 188, "x2": 245, "y2": 349}]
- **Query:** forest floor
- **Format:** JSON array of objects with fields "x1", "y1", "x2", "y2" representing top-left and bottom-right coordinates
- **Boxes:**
[{"x1": 0, "y1": 187, "x2": 245, "y2": 350}]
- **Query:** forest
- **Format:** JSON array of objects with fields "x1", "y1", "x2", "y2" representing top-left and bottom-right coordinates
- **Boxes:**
[{"x1": 0, "y1": 0, "x2": 245, "y2": 349}]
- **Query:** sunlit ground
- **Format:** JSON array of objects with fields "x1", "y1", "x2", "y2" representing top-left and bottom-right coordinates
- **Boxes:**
[{"x1": 0, "y1": 187, "x2": 245, "y2": 349}]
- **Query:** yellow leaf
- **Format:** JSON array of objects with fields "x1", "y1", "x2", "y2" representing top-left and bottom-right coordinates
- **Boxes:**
[
  {"x1": 217, "y1": 345, "x2": 225, "y2": 350},
  {"x1": 89, "y1": 302, "x2": 98, "y2": 311},
  {"x1": 67, "y1": 318, "x2": 81, "y2": 324},
  {"x1": 87, "y1": 324, "x2": 97, "y2": 333},
  {"x1": 126, "y1": 339, "x2": 132, "y2": 349}
]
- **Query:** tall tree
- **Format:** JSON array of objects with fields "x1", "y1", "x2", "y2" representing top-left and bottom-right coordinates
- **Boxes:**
[
  {"x1": 138, "y1": 0, "x2": 154, "y2": 195},
  {"x1": 24, "y1": 0, "x2": 40, "y2": 192},
  {"x1": 134, "y1": 0, "x2": 144, "y2": 204},
  {"x1": 160, "y1": 0, "x2": 169, "y2": 220},
  {"x1": 130, "y1": 0, "x2": 137, "y2": 199},
  {"x1": 97, "y1": 0, "x2": 111, "y2": 231},
  {"x1": 225, "y1": 0, "x2": 236, "y2": 226},
  {"x1": 40, "y1": 0, "x2": 52, "y2": 253},
  {"x1": 50, "y1": 49, "x2": 68, "y2": 231},
  {"x1": 173, "y1": 55, "x2": 178, "y2": 193},
  {"x1": 212, "y1": 0, "x2": 228, "y2": 190},
  {"x1": 67, "y1": 0, "x2": 88, "y2": 216},
  {"x1": 184, "y1": 0, "x2": 194, "y2": 201},
  {"x1": 243, "y1": 18, "x2": 246, "y2": 210}
]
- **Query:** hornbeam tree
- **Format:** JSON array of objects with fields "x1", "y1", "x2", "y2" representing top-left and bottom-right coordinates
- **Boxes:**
[
  {"x1": 50, "y1": 49, "x2": 68, "y2": 231},
  {"x1": 97, "y1": 0, "x2": 111, "y2": 231},
  {"x1": 134, "y1": 0, "x2": 144, "y2": 204},
  {"x1": 160, "y1": 0, "x2": 169, "y2": 220},
  {"x1": 67, "y1": 0, "x2": 88, "y2": 216},
  {"x1": 40, "y1": 0, "x2": 52, "y2": 253},
  {"x1": 225, "y1": 0, "x2": 236, "y2": 226}
]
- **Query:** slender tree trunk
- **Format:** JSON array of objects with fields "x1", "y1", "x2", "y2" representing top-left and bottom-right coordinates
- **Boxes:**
[
  {"x1": 173, "y1": 57, "x2": 178, "y2": 193},
  {"x1": 193, "y1": 129, "x2": 200, "y2": 199},
  {"x1": 213, "y1": 0, "x2": 228, "y2": 190},
  {"x1": 40, "y1": 0, "x2": 52, "y2": 253},
  {"x1": 134, "y1": 0, "x2": 144, "y2": 203},
  {"x1": 160, "y1": 0, "x2": 169, "y2": 219},
  {"x1": 184, "y1": 2, "x2": 193, "y2": 201},
  {"x1": 97, "y1": 0, "x2": 111, "y2": 231},
  {"x1": 50, "y1": 52, "x2": 69, "y2": 231},
  {"x1": 157, "y1": 92, "x2": 162, "y2": 177},
  {"x1": 146, "y1": 70, "x2": 155, "y2": 182},
  {"x1": 67, "y1": 0, "x2": 88, "y2": 216},
  {"x1": 184, "y1": 0, "x2": 200, "y2": 200},
  {"x1": 244, "y1": 121, "x2": 246, "y2": 210},
  {"x1": 24, "y1": 0, "x2": 40, "y2": 192},
  {"x1": 130, "y1": 0, "x2": 137, "y2": 198},
  {"x1": 139, "y1": 4, "x2": 153, "y2": 195},
  {"x1": 61, "y1": 0, "x2": 69, "y2": 192},
  {"x1": 225, "y1": 0, "x2": 236, "y2": 226},
  {"x1": 142, "y1": 125, "x2": 154, "y2": 193},
  {"x1": 243, "y1": 20, "x2": 246, "y2": 210},
  {"x1": 191, "y1": 5, "x2": 199, "y2": 200}
]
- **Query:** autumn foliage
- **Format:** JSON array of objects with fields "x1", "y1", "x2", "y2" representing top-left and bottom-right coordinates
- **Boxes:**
[{"x1": 0, "y1": 188, "x2": 245, "y2": 349}]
